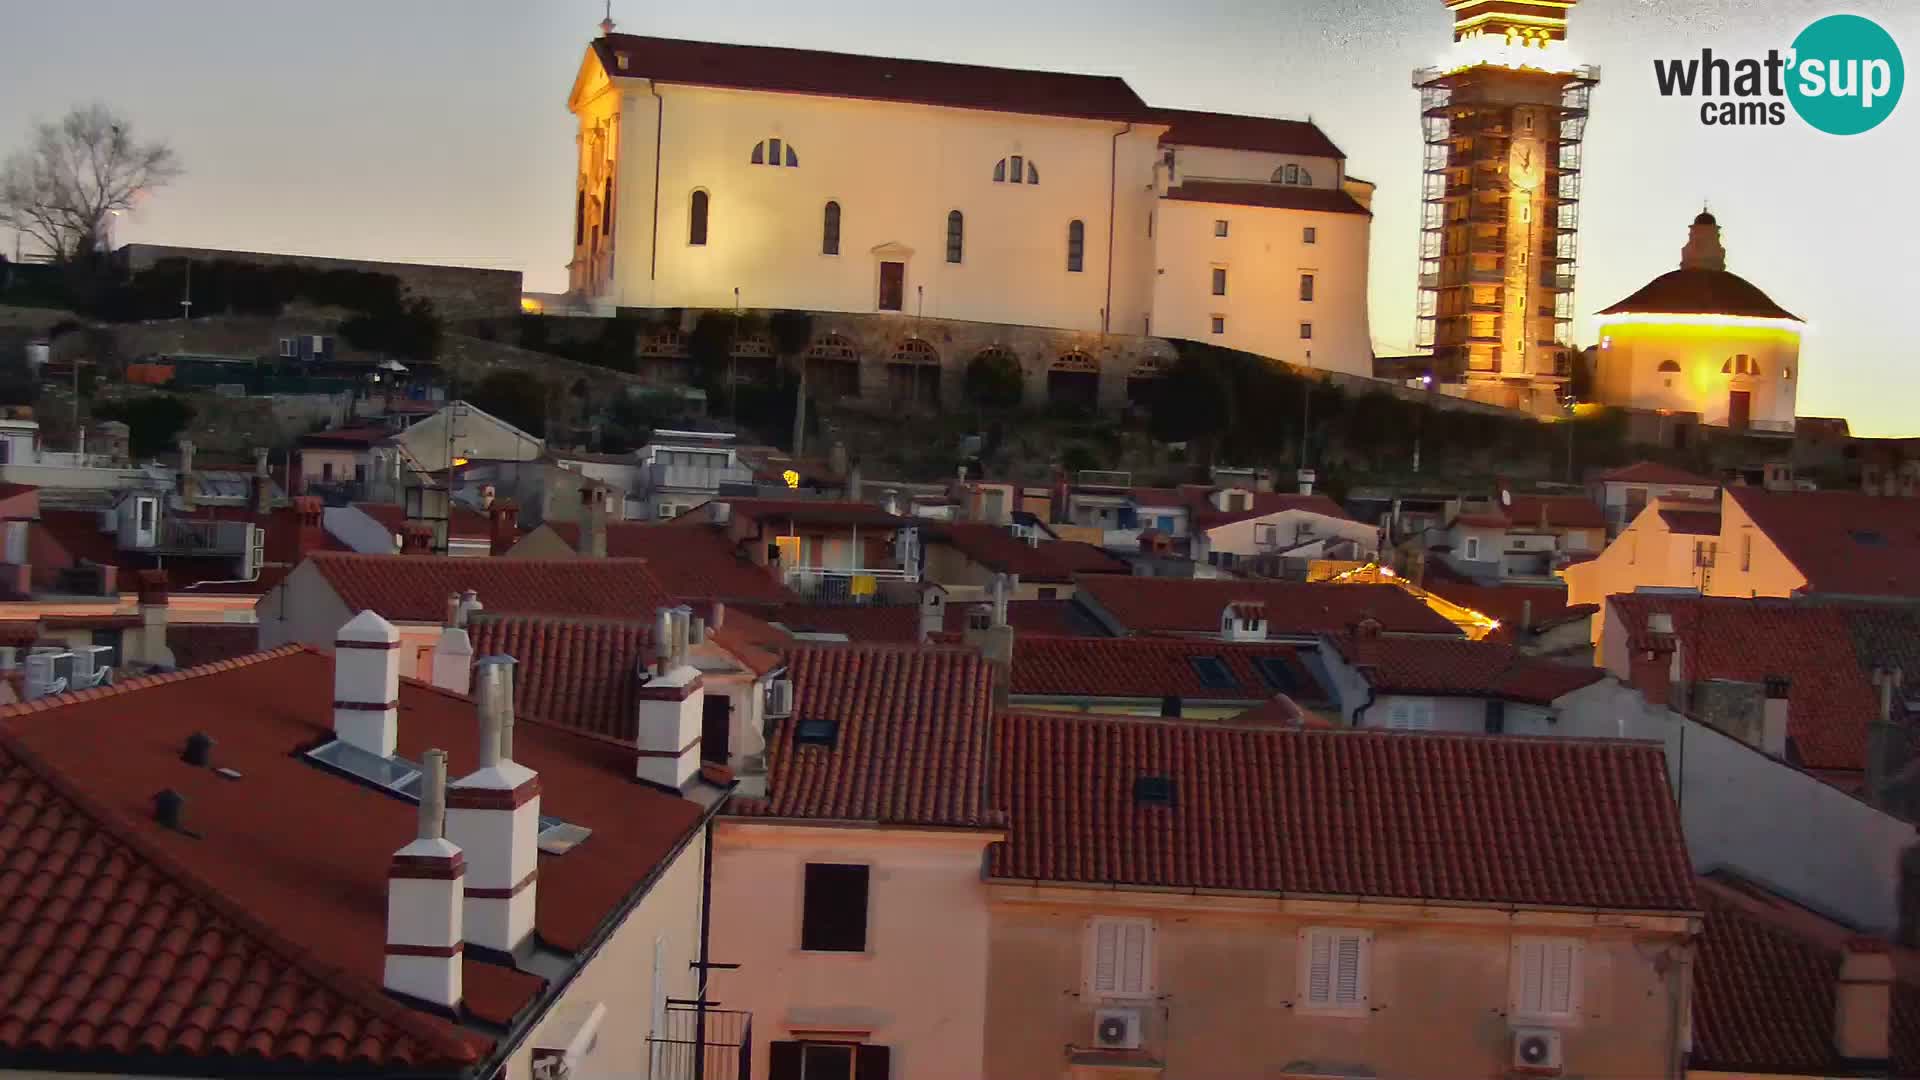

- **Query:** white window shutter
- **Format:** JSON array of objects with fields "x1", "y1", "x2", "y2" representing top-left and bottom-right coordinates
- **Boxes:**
[
  {"x1": 1306, "y1": 930, "x2": 1333, "y2": 1004},
  {"x1": 1120, "y1": 920, "x2": 1149, "y2": 995},
  {"x1": 1334, "y1": 933, "x2": 1364, "y2": 1004},
  {"x1": 1547, "y1": 942, "x2": 1574, "y2": 1015},
  {"x1": 1092, "y1": 920, "x2": 1119, "y2": 994}
]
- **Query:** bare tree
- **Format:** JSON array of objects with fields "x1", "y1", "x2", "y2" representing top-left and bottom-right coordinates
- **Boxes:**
[{"x1": 0, "y1": 103, "x2": 180, "y2": 261}]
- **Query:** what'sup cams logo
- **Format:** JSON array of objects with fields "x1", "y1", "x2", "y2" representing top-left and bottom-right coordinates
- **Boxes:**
[{"x1": 1654, "y1": 14, "x2": 1904, "y2": 134}]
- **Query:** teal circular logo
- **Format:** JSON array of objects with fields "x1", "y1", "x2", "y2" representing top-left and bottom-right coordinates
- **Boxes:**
[{"x1": 1788, "y1": 14, "x2": 1904, "y2": 135}]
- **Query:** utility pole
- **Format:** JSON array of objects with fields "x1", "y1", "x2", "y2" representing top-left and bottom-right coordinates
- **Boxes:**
[
  {"x1": 729, "y1": 287, "x2": 740, "y2": 420},
  {"x1": 1300, "y1": 360, "x2": 1314, "y2": 468}
]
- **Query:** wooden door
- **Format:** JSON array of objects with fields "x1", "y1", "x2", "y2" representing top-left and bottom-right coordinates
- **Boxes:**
[
  {"x1": 878, "y1": 261, "x2": 904, "y2": 311},
  {"x1": 702, "y1": 694, "x2": 731, "y2": 765},
  {"x1": 1728, "y1": 389, "x2": 1751, "y2": 431}
]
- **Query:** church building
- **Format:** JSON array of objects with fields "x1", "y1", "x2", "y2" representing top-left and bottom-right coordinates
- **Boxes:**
[
  {"x1": 1591, "y1": 211, "x2": 1804, "y2": 433},
  {"x1": 565, "y1": 27, "x2": 1377, "y2": 387}
]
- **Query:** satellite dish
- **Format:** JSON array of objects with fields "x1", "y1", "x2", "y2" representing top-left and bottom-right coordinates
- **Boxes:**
[{"x1": 1500, "y1": 490, "x2": 1512, "y2": 507}]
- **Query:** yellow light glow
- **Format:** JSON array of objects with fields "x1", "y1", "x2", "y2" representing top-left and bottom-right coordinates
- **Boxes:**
[
  {"x1": 1442, "y1": 32, "x2": 1580, "y2": 75},
  {"x1": 782, "y1": 469, "x2": 800, "y2": 489},
  {"x1": 520, "y1": 297, "x2": 544, "y2": 314},
  {"x1": 452, "y1": 457, "x2": 469, "y2": 467},
  {"x1": 1593, "y1": 312, "x2": 1807, "y2": 332}
]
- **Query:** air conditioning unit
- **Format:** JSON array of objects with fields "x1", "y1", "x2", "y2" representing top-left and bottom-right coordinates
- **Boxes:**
[
  {"x1": 1093, "y1": 1008, "x2": 1142, "y2": 1051},
  {"x1": 764, "y1": 678, "x2": 794, "y2": 718},
  {"x1": 1511, "y1": 1027, "x2": 1563, "y2": 1075}
]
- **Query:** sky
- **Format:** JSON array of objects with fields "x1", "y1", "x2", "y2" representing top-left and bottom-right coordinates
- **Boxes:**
[{"x1": 3, "y1": 0, "x2": 1916, "y2": 435}]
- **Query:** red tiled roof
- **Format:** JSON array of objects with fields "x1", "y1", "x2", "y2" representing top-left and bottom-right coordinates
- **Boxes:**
[
  {"x1": 1011, "y1": 636, "x2": 1327, "y2": 702},
  {"x1": 32, "y1": 508, "x2": 301, "y2": 596},
  {"x1": 1691, "y1": 875, "x2": 1920, "y2": 1075},
  {"x1": 1599, "y1": 461, "x2": 1718, "y2": 487},
  {"x1": 758, "y1": 603, "x2": 922, "y2": 643},
  {"x1": 167, "y1": 623, "x2": 261, "y2": 668},
  {"x1": 1420, "y1": 579, "x2": 1581, "y2": 642},
  {"x1": 1162, "y1": 181, "x2": 1371, "y2": 216},
  {"x1": 738, "y1": 644, "x2": 996, "y2": 827},
  {"x1": 0, "y1": 648, "x2": 708, "y2": 1072},
  {"x1": 1154, "y1": 108, "x2": 1345, "y2": 159},
  {"x1": 1608, "y1": 593, "x2": 1920, "y2": 771},
  {"x1": 1729, "y1": 487, "x2": 1920, "y2": 597},
  {"x1": 944, "y1": 599, "x2": 1106, "y2": 639},
  {"x1": 0, "y1": 482, "x2": 38, "y2": 501},
  {"x1": 1659, "y1": 509, "x2": 1722, "y2": 535},
  {"x1": 594, "y1": 34, "x2": 1154, "y2": 124},
  {"x1": 303, "y1": 552, "x2": 674, "y2": 623},
  {"x1": 469, "y1": 615, "x2": 653, "y2": 743},
  {"x1": 1506, "y1": 494, "x2": 1608, "y2": 531},
  {"x1": 1599, "y1": 268, "x2": 1801, "y2": 321},
  {"x1": 544, "y1": 521, "x2": 798, "y2": 604},
  {"x1": 1224, "y1": 695, "x2": 1336, "y2": 730},
  {"x1": 1074, "y1": 576, "x2": 1461, "y2": 638},
  {"x1": 298, "y1": 426, "x2": 390, "y2": 448},
  {"x1": 1332, "y1": 635, "x2": 1606, "y2": 705},
  {"x1": 352, "y1": 502, "x2": 494, "y2": 541},
  {"x1": 1191, "y1": 492, "x2": 1355, "y2": 531},
  {"x1": 928, "y1": 523, "x2": 1128, "y2": 582},
  {"x1": 988, "y1": 713, "x2": 1697, "y2": 910}
]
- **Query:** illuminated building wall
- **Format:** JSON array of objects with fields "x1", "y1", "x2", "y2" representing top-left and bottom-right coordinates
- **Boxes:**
[{"x1": 1414, "y1": 0, "x2": 1598, "y2": 413}]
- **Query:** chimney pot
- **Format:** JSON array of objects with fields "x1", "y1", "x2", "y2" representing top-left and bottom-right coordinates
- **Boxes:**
[
  {"x1": 386, "y1": 746, "x2": 464, "y2": 1008},
  {"x1": 446, "y1": 659, "x2": 540, "y2": 954},
  {"x1": 333, "y1": 611, "x2": 401, "y2": 757},
  {"x1": 181, "y1": 733, "x2": 215, "y2": 767},
  {"x1": 153, "y1": 789, "x2": 187, "y2": 832}
]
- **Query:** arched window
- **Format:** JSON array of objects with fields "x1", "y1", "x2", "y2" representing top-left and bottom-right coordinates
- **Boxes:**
[
  {"x1": 1657, "y1": 359, "x2": 1682, "y2": 373},
  {"x1": 750, "y1": 139, "x2": 800, "y2": 167},
  {"x1": 947, "y1": 211, "x2": 964, "y2": 264},
  {"x1": 1272, "y1": 165, "x2": 1313, "y2": 186},
  {"x1": 1067, "y1": 219, "x2": 1085, "y2": 273},
  {"x1": 890, "y1": 338, "x2": 941, "y2": 365},
  {"x1": 1721, "y1": 354, "x2": 1760, "y2": 376},
  {"x1": 689, "y1": 190, "x2": 709, "y2": 246},
  {"x1": 993, "y1": 157, "x2": 1040, "y2": 184},
  {"x1": 574, "y1": 190, "x2": 585, "y2": 246},
  {"x1": 822, "y1": 201, "x2": 841, "y2": 256}
]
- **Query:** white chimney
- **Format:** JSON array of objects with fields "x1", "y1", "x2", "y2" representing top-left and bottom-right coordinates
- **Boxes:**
[
  {"x1": 1762, "y1": 676, "x2": 1791, "y2": 759},
  {"x1": 918, "y1": 587, "x2": 945, "y2": 644},
  {"x1": 635, "y1": 606, "x2": 705, "y2": 790},
  {"x1": 385, "y1": 748, "x2": 464, "y2": 1009},
  {"x1": 1297, "y1": 468, "x2": 1316, "y2": 496},
  {"x1": 432, "y1": 627, "x2": 475, "y2": 695},
  {"x1": 446, "y1": 656, "x2": 541, "y2": 955},
  {"x1": 334, "y1": 611, "x2": 401, "y2": 757},
  {"x1": 455, "y1": 589, "x2": 483, "y2": 627},
  {"x1": 1835, "y1": 941, "x2": 1895, "y2": 1064}
]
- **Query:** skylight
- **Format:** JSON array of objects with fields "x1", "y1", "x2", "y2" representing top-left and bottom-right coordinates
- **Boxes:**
[
  {"x1": 795, "y1": 718, "x2": 839, "y2": 747},
  {"x1": 305, "y1": 739, "x2": 591, "y2": 852},
  {"x1": 1252, "y1": 655, "x2": 1299, "y2": 693},
  {"x1": 1851, "y1": 529, "x2": 1887, "y2": 546},
  {"x1": 1134, "y1": 775, "x2": 1176, "y2": 807},
  {"x1": 1187, "y1": 655, "x2": 1238, "y2": 691}
]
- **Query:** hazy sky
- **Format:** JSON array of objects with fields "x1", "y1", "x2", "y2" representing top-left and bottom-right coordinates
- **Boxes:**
[{"x1": 4, "y1": 0, "x2": 1916, "y2": 434}]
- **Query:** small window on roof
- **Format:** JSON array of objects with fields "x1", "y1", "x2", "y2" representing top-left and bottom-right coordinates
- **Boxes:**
[
  {"x1": 1134, "y1": 776, "x2": 1176, "y2": 807},
  {"x1": 795, "y1": 717, "x2": 839, "y2": 746},
  {"x1": 1188, "y1": 655, "x2": 1238, "y2": 691},
  {"x1": 1252, "y1": 655, "x2": 1299, "y2": 693},
  {"x1": 1851, "y1": 529, "x2": 1887, "y2": 546}
]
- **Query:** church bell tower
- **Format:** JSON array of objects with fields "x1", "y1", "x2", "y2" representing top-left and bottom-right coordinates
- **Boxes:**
[{"x1": 1413, "y1": 0, "x2": 1599, "y2": 413}]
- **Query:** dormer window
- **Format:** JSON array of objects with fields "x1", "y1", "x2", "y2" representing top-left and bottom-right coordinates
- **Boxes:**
[
  {"x1": 1133, "y1": 776, "x2": 1176, "y2": 807},
  {"x1": 750, "y1": 139, "x2": 799, "y2": 167}
]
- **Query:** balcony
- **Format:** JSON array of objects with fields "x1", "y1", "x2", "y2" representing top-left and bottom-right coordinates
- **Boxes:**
[
  {"x1": 646, "y1": 461, "x2": 757, "y2": 493},
  {"x1": 783, "y1": 565, "x2": 919, "y2": 604},
  {"x1": 646, "y1": 1001, "x2": 750, "y2": 1080},
  {"x1": 152, "y1": 518, "x2": 254, "y2": 556}
]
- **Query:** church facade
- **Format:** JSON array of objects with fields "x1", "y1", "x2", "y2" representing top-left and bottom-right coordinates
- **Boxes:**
[
  {"x1": 565, "y1": 31, "x2": 1376, "y2": 383},
  {"x1": 1592, "y1": 212, "x2": 1804, "y2": 433}
]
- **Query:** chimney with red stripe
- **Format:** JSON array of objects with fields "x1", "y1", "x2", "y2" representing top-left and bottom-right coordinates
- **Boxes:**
[
  {"x1": 447, "y1": 656, "x2": 541, "y2": 956},
  {"x1": 334, "y1": 611, "x2": 400, "y2": 756},
  {"x1": 385, "y1": 747, "x2": 464, "y2": 1010}
]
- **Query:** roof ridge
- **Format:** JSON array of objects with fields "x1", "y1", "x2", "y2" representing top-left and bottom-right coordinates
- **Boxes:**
[
  {"x1": 0, "y1": 721, "x2": 482, "y2": 1065},
  {"x1": 0, "y1": 644, "x2": 311, "y2": 719},
  {"x1": 995, "y1": 708, "x2": 1664, "y2": 750}
]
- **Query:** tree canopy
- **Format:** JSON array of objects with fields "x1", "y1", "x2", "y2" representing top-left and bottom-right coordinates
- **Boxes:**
[{"x1": 0, "y1": 104, "x2": 180, "y2": 261}]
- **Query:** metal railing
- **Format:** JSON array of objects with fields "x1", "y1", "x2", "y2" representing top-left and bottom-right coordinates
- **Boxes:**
[
  {"x1": 646, "y1": 461, "x2": 757, "y2": 492},
  {"x1": 153, "y1": 518, "x2": 253, "y2": 555},
  {"x1": 646, "y1": 1001, "x2": 751, "y2": 1080},
  {"x1": 783, "y1": 565, "x2": 918, "y2": 604}
]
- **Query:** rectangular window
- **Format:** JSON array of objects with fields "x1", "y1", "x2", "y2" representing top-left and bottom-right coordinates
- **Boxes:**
[
  {"x1": 801, "y1": 863, "x2": 870, "y2": 952},
  {"x1": 1303, "y1": 226, "x2": 1317, "y2": 244},
  {"x1": 768, "y1": 138, "x2": 783, "y2": 165},
  {"x1": 1147, "y1": 211, "x2": 1154, "y2": 238},
  {"x1": 1299, "y1": 273, "x2": 1315, "y2": 302},
  {"x1": 1386, "y1": 700, "x2": 1434, "y2": 730},
  {"x1": 1187, "y1": 656, "x2": 1237, "y2": 691},
  {"x1": 1211, "y1": 267, "x2": 1227, "y2": 296},
  {"x1": 1464, "y1": 535, "x2": 1481, "y2": 561},
  {"x1": 1214, "y1": 219, "x2": 1229, "y2": 237},
  {"x1": 1087, "y1": 917, "x2": 1154, "y2": 999},
  {"x1": 1741, "y1": 534, "x2": 1752, "y2": 570},
  {"x1": 1512, "y1": 938, "x2": 1582, "y2": 1019},
  {"x1": 768, "y1": 1041, "x2": 891, "y2": 1080},
  {"x1": 1210, "y1": 316, "x2": 1225, "y2": 335},
  {"x1": 1300, "y1": 322, "x2": 1313, "y2": 340},
  {"x1": 322, "y1": 462, "x2": 335, "y2": 482},
  {"x1": 137, "y1": 498, "x2": 156, "y2": 532},
  {"x1": 1300, "y1": 928, "x2": 1370, "y2": 1011}
]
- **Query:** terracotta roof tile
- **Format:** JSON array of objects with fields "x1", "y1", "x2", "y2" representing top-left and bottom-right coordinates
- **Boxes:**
[
  {"x1": 305, "y1": 552, "x2": 673, "y2": 623},
  {"x1": 594, "y1": 34, "x2": 1154, "y2": 124},
  {"x1": 927, "y1": 523, "x2": 1128, "y2": 582},
  {"x1": 759, "y1": 604, "x2": 923, "y2": 643},
  {"x1": 1154, "y1": 108, "x2": 1345, "y2": 158},
  {"x1": 0, "y1": 648, "x2": 707, "y2": 1071},
  {"x1": 1608, "y1": 593, "x2": 1920, "y2": 771},
  {"x1": 1333, "y1": 635, "x2": 1606, "y2": 705},
  {"x1": 1729, "y1": 487, "x2": 1920, "y2": 597},
  {"x1": 1599, "y1": 268, "x2": 1801, "y2": 321},
  {"x1": 988, "y1": 712, "x2": 1697, "y2": 910},
  {"x1": 944, "y1": 599, "x2": 1107, "y2": 639},
  {"x1": 468, "y1": 615, "x2": 652, "y2": 743},
  {"x1": 545, "y1": 522, "x2": 797, "y2": 604},
  {"x1": 1075, "y1": 576, "x2": 1460, "y2": 638},
  {"x1": 351, "y1": 502, "x2": 493, "y2": 541},
  {"x1": 1419, "y1": 579, "x2": 1580, "y2": 642},
  {"x1": 166, "y1": 624, "x2": 261, "y2": 668},
  {"x1": 1011, "y1": 636, "x2": 1328, "y2": 703},
  {"x1": 1598, "y1": 461, "x2": 1718, "y2": 487},
  {"x1": 1506, "y1": 494, "x2": 1609, "y2": 531},
  {"x1": 1161, "y1": 181, "x2": 1371, "y2": 216},
  {"x1": 747, "y1": 644, "x2": 996, "y2": 827}
]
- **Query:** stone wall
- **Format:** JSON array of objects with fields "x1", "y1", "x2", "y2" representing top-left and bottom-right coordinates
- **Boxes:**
[{"x1": 117, "y1": 244, "x2": 522, "y2": 319}]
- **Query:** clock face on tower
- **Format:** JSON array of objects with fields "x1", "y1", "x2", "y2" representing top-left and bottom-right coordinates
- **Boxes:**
[{"x1": 1509, "y1": 138, "x2": 1544, "y2": 191}]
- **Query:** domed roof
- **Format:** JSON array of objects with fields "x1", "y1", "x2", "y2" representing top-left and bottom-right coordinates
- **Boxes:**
[
  {"x1": 1694, "y1": 210, "x2": 1718, "y2": 226},
  {"x1": 1598, "y1": 268, "x2": 1801, "y2": 322}
]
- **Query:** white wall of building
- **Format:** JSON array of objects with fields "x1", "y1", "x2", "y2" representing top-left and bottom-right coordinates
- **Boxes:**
[
  {"x1": 1197, "y1": 508, "x2": 1378, "y2": 561},
  {"x1": 709, "y1": 822, "x2": 998, "y2": 1080},
  {"x1": 1170, "y1": 145, "x2": 1340, "y2": 187},
  {"x1": 1150, "y1": 195, "x2": 1371, "y2": 376},
  {"x1": 1595, "y1": 321, "x2": 1802, "y2": 430}
]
